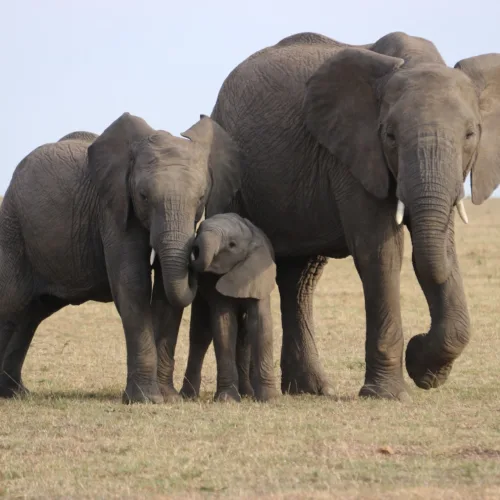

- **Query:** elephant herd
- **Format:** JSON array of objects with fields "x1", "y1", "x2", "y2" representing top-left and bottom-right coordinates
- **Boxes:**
[{"x1": 1, "y1": 31, "x2": 500, "y2": 404}]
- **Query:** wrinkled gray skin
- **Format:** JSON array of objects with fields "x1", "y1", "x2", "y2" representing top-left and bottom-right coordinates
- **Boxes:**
[
  {"x1": 0, "y1": 112, "x2": 240, "y2": 403},
  {"x1": 179, "y1": 213, "x2": 279, "y2": 402},
  {"x1": 209, "y1": 32, "x2": 500, "y2": 400}
]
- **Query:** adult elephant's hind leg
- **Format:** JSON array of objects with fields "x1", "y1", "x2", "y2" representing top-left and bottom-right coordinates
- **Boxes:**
[
  {"x1": 0, "y1": 296, "x2": 66, "y2": 398},
  {"x1": 0, "y1": 320, "x2": 19, "y2": 398},
  {"x1": 277, "y1": 256, "x2": 332, "y2": 396}
]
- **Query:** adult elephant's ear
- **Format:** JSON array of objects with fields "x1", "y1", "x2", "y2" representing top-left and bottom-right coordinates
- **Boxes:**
[
  {"x1": 455, "y1": 54, "x2": 500, "y2": 205},
  {"x1": 88, "y1": 112, "x2": 154, "y2": 230},
  {"x1": 181, "y1": 115, "x2": 241, "y2": 216},
  {"x1": 304, "y1": 48, "x2": 404, "y2": 199}
]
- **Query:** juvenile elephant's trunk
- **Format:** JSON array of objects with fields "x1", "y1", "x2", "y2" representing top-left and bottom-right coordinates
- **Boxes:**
[
  {"x1": 152, "y1": 217, "x2": 198, "y2": 309},
  {"x1": 158, "y1": 239, "x2": 197, "y2": 309},
  {"x1": 190, "y1": 230, "x2": 220, "y2": 273}
]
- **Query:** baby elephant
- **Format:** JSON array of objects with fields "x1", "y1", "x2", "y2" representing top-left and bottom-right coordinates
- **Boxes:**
[{"x1": 182, "y1": 213, "x2": 279, "y2": 402}]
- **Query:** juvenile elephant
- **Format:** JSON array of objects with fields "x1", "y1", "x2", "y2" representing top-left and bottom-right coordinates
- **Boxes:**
[
  {"x1": 0, "y1": 113, "x2": 240, "y2": 403},
  {"x1": 179, "y1": 213, "x2": 279, "y2": 402},
  {"x1": 209, "y1": 31, "x2": 500, "y2": 400}
]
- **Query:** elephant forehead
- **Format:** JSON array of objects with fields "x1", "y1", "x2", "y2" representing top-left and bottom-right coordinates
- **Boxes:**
[
  {"x1": 203, "y1": 215, "x2": 252, "y2": 239},
  {"x1": 137, "y1": 132, "x2": 204, "y2": 166},
  {"x1": 386, "y1": 64, "x2": 475, "y2": 100}
]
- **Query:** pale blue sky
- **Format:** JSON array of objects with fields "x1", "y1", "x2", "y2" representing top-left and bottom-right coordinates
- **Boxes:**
[{"x1": 1, "y1": 0, "x2": 499, "y2": 195}]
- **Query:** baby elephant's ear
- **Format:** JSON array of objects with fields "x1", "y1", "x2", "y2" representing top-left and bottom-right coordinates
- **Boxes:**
[{"x1": 216, "y1": 228, "x2": 276, "y2": 300}]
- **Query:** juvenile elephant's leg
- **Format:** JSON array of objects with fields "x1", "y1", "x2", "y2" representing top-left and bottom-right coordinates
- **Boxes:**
[
  {"x1": 277, "y1": 256, "x2": 332, "y2": 396},
  {"x1": 351, "y1": 227, "x2": 408, "y2": 401},
  {"x1": 180, "y1": 294, "x2": 213, "y2": 399},
  {"x1": 212, "y1": 298, "x2": 240, "y2": 402},
  {"x1": 246, "y1": 298, "x2": 279, "y2": 402},
  {"x1": 235, "y1": 313, "x2": 254, "y2": 398},
  {"x1": 405, "y1": 226, "x2": 469, "y2": 389},
  {"x1": 0, "y1": 297, "x2": 66, "y2": 398},
  {"x1": 151, "y1": 267, "x2": 183, "y2": 403},
  {"x1": 106, "y1": 227, "x2": 162, "y2": 404}
]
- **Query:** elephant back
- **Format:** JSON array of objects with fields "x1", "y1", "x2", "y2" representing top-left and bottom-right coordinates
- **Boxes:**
[{"x1": 58, "y1": 131, "x2": 98, "y2": 144}]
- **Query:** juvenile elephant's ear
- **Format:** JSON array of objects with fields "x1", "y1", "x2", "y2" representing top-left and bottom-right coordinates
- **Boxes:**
[
  {"x1": 455, "y1": 54, "x2": 500, "y2": 204},
  {"x1": 216, "y1": 223, "x2": 276, "y2": 300},
  {"x1": 88, "y1": 112, "x2": 154, "y2": 230},
  {"x1": 304, "y1": 48, "x2": 404, "y2": 199},
  {"x1": 181, "y1": 115, "x2": 241, "y2": 216}
]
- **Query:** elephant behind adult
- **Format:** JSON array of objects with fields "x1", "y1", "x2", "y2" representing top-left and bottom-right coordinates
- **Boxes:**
[
  {"x1": 0, "y1": 113, "x2": 240, "y2": 403},
  {"x1": 207, "y1": 32, "x2": 500, "y2": 400}
]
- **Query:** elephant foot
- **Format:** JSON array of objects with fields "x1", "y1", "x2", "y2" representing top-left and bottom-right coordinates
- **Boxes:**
[
  {"x1": 0, "y1": 375, "x2": 30, "y2": 399},
  {"x1": 405, "y1": 334, "x2": 454, "y2": 390},
  {"x1": 281, "y1": 364, "x2": 333, "y2": 396},
  {"x1": 254, "y1": 384, "x2": 280, "y2": 402},
  {"x1": 214, "y1": 386, "x2": 241, "y2": 403},
  {"x1": 122, "y1": 380, "x2": 163, "y2": 404},
  {"x1": 159, "y1": 384, "x2": 182, "y2": 403},
  {"x1": 359, "y1": 379, "x2": 411, "y2": 402},
  {"x1": 180, "y1": 377, "x2": 201, "y2": 400},
  {"x1": 239, "y1": 380, "x2": 255, "y2": 398}
]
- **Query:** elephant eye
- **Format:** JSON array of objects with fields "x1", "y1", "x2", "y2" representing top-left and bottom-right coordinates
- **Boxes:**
[
  {"x1": 228, "y1": 241, "x2": 237, "y2": 249},
  {"x1": 465, "y1": 131, "x2": 475, "y2": 140},
  {"x1": 386, "y1": 132, "x2": 396, "y2": 142},
  {"x1": 140, "y1": 192, "x2": 148, "y2": 202}
]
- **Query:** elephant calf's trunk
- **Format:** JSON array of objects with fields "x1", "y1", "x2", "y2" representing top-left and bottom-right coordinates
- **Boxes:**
[{"x1": 190, "y1": 230, "x2": 220, "y2": 273}]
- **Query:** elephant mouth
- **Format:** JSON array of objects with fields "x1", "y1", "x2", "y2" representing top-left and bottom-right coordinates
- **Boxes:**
[
  {"x1": 393, "y1": 198, "x2": 469, "y2": 226},
  {"x1": 190, "y1": 244, "x2": 200, "y2": 263}
]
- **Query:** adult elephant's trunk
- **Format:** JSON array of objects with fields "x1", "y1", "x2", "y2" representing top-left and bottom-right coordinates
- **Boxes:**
[
  {"x1": 409, "y1": 194, "x2": 452, "y2": 285},
  {"x1": 151, "y1": 217, "x2": 197, "y2": 309},
  {"x1": 397, "y1": 138, "x2": 463, "y2": 285},
  {"x1": 190, "y1": 230, "x2": 221, "y2": 273},
  {"x1": 398, "y1": 137, "x2": 471, "y2": 389}
]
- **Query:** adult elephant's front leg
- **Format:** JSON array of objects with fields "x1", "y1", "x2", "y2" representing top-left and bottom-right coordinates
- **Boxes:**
[
  {"x1": 151, "y1": 265, "x2": 183, "y2": 402},
  {"x1": 405, "y1": 226, "x2": 470, "y2": 389},
  {"x1": 353, "y1": 227, "x2": 408, "y2": 401},
  {"x1": 180, "y1": 294, "x2": 212, "y2": 399},
  {"x1": 106, "y1": 227, "x2": 162, "y2": 404},
  {"x1": 277, "y1": 256, "x2": 332, "y2": 396}
]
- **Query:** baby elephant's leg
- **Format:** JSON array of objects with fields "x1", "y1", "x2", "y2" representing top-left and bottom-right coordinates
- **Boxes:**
[
  {"x1": 235, "y1": 312, "x2": 254, "y2": 398},
  {"x1": 212, "y1": 298, "x2": 240, "y2": 402},
  {"x1": 246, "y1": 298, "x2": 280, "y2": 402}
]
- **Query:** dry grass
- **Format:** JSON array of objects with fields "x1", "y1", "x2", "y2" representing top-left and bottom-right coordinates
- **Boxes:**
[{"x1": 1, "y1": 198, "x2": 500, "y2": 499}]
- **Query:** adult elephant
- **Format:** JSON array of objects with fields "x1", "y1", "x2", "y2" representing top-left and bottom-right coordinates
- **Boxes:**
[
  {"x1": 199, "y1": 32, "x2": 500, "y2": 400},
  {"x1": 0, "y1": 112, "x2": 240, "y2": 403}
]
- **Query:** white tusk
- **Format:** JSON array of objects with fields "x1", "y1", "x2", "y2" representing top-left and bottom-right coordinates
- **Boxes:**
[
  {"x1": 190, "y1": 250, "x2": 196, "y2": 263},
  {"x1": 150, "y1": 249, "x2": 156, "y2": 266},
  {"x1": 395, "y1": 200, "x2": 405, "y2": 225},
  {"x1": 456, "y1": 200, "x2": 469, "y2": 224}
]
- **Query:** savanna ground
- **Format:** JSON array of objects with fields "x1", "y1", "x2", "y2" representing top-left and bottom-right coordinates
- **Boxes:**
[{"x1": 0, "y1": 199, "x2": 499, "y2": 499}]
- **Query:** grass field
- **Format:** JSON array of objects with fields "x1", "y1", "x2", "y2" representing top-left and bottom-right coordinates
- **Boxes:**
[{"x1": 1, "y1": 198, "x2": 499, "y2": 498}]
